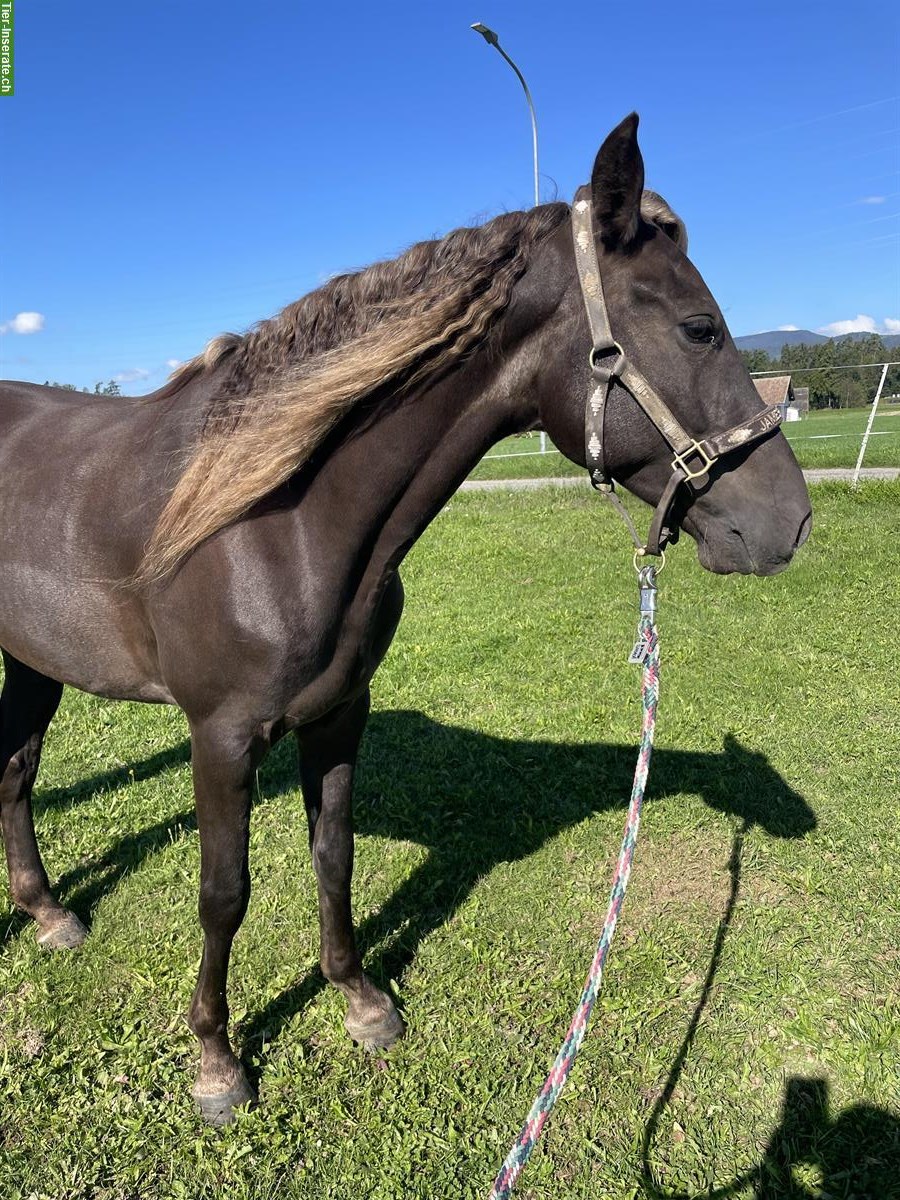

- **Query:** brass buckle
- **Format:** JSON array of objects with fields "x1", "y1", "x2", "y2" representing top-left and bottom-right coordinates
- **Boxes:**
[{"x1": 671, "y1": 439, "x2": 717, "y2": 482}]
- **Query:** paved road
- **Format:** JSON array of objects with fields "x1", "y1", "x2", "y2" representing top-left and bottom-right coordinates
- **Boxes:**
[{"x1": 460, "y1": 467, "x2": 899, "y2": 492}]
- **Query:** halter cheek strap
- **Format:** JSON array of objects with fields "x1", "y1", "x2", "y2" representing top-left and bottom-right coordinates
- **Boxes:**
[{"x1": 571, "y1": 187, "x2": 783, "y2": 557}]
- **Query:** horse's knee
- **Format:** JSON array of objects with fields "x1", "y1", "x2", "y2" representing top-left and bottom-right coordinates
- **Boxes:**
[
  {"x1": 311, "y1": 824, "x2": 352, "y2": 884},
  {"x1": 0, "y1": 740, "x2": 38, "y2": 790},
  {"x1": 198, "y1": 872, "x2": 249, "y2": 934}
]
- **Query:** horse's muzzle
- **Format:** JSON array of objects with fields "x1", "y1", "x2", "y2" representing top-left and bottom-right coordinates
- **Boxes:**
[{"x1": 696, "y1": 503, "x2": 812, "y2": 576}]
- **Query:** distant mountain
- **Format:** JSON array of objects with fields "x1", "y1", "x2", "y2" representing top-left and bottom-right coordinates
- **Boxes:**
[{"x1": 736, "y1": 329, "x2": 900, "y2": 355}]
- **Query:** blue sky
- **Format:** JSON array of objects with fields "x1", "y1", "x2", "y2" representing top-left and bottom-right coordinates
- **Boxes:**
[{"x1": 1, "y1": 0, "x2": 898, "y2": 393}]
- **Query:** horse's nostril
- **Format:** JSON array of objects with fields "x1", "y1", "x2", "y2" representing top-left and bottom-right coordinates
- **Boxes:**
[{"x1": 795, "y1": 510, "x2": 812, "y2": 549}]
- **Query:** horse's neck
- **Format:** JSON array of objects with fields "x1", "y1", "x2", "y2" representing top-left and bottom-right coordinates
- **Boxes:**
[{"x1": 299, "y1": 275, "x2": 564, "y2": 586}]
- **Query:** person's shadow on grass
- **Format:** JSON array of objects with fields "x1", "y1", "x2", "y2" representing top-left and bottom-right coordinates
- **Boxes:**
[
  {"x1": 639, "y1": 828, "x2": 900, "y2": 1200},
  {"x1": 644, "y1": 1075, "x2": 900, "y2": 1200},
  {"x1": 754, "y1": 1076, "x2": 900, "y2": 1199}
]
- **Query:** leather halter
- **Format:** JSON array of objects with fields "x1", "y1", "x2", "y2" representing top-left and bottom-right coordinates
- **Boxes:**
[{"x1": 571, "y1": 186, "x2": 783, "y2": 556}]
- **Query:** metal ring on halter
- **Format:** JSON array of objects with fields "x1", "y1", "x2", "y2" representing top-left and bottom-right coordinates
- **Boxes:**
[
  {"x1": 634, "y1": 548, "x2": 666, "y2": 575},
  {"x1": 589, "y1": 342, "x2": 627, "y2": 379}
]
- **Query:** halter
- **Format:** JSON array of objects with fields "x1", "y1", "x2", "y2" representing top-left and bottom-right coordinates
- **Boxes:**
[{"x1": 571, "y1": 186, "x2": 783, "y2": 557}]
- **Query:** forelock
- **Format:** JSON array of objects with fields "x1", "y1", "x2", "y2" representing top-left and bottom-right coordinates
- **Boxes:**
[{"x1": 640, "y1": 190, "x2": 688, "y2": 252}]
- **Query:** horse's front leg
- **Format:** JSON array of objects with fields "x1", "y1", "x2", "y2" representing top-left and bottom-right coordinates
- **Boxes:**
[
  {"x1": 297, "y1": 689, "x2": 404, "y2": 1050},
  {"x1": 186, "y1": 720, "x2": 256, "y2": 1125}
]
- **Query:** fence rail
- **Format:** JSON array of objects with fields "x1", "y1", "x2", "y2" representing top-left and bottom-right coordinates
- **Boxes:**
[{"x1": 476, "y1": 362, "x2": 899, "y2": 478}]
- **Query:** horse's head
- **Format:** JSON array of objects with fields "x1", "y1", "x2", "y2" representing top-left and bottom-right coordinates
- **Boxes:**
[{"x1": 538, "y1": 114, "x2": 811, "y2": 575}]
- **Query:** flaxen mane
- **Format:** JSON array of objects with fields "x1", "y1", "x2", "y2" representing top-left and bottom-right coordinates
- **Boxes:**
[
  {"x1": 140, "y1": 192, "x2": 685, "y2": 583},
  {"x1": 139, "y1": 204, "x2": 568, "y2": 582}
]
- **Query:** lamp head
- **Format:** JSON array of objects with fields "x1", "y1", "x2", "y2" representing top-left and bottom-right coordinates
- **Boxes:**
[{"x1": 471, "y1": 22, "x2": 500, "y2": 47}]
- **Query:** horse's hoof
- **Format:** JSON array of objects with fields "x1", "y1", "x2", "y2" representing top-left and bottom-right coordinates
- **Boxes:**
[
  {"x1": 36, "y1": 911, "x2": 88, "y2": 950},
  {"x1": 193, "y1": 1074, "x2": 256, "y2": 1127},
  {"x1": 345, "y1": 1005, "x2": 406, "y2": 1052}
]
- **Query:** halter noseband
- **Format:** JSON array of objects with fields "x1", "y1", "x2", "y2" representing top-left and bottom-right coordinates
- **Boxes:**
[{"x1": 571, "y1": 186, "x2": 783, "y2": 557}]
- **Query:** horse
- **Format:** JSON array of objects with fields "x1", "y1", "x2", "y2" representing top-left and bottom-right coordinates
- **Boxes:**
[{"x1": 0, "y1": 114, "x2": 811, "y2": 1125}]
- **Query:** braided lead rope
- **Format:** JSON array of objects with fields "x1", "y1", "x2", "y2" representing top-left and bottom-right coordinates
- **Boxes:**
[{"x1": 488, "y1": 600, "x2": 660, "y2": 1200}]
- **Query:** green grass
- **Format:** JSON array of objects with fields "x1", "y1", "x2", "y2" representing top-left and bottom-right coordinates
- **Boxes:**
[
  {"x1": 469, "y1": 408, "x2": 900, "y2": 480},
  {"x1": 1, "y1": 483, "x2": 899, "y2": 1199}
]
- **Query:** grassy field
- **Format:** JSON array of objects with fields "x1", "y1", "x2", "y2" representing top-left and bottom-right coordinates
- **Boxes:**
[
  {"x1": 469, "y1": 406, "x2": 900, "y2": 481},
  {"x1": 1, "y1": 483, "x2": 899, "y2": 1199}
]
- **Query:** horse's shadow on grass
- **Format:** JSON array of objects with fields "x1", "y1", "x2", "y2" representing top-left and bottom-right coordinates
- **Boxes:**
[
  {"x1": 0, "y1": 741, "x2": 195, "y2": 946},
  {"x1": 235, "y1": 711, "x2": 815, "y2": 1064},
  {"x1": 35, "y1": 740, "x2": 193, "y2": 815},
  {"x1": 13, "y1": 711, "x2": 815, "y2": 1063},
  {"x1": 4, "y1": 741, "x2": 197, "y2": 944}
]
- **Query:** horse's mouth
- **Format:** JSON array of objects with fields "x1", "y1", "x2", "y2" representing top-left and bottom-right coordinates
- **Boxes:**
[{"x1": 695, "y1": 508, "x2": 812, "y2": 577}]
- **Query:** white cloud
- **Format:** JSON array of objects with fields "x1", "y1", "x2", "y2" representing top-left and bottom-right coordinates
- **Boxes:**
[
  {"x1": 113, "y1": 367, "x2": 151, "y2": 383},
  {"x1": 816, "y1": 315, "x2": 900, "y2": 337},
  {"x1": 777, "y1": 325, "x2": 800, "y2": 331},
  {"x1": 859, "y1": 195, "x2": 886, "y2": 205},
  {"x1": 0, "y1": 311, "x2": 46, "y2": 335},
  {"x1": 817, "y1": 314, "x2": 877, "y2": 336},
  {"x1": 165, "y1": 358, "x2": 182, "y2": 369}
]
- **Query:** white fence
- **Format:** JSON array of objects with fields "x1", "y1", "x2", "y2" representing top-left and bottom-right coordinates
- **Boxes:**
[{"x1": 478, "y1": 361, "x2": 899, "y2": 482}]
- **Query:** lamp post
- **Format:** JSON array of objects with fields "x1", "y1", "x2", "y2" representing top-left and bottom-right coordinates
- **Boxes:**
[{"x1": 470, "y1": 23, "x2": 540, "y2": 208}]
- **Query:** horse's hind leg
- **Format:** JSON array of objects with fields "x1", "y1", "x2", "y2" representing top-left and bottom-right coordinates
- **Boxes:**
[
  {"x1": 297, "y1": 690, "x2": 405, "y2": 1051},
  {"x1": 0, "y1": 651, "x2": 87, "y2": 948}
]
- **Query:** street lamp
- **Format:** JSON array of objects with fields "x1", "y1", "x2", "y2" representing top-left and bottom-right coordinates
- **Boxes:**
[{"x1": 470, "y1": 23, "x2": 540, "y2": 208}]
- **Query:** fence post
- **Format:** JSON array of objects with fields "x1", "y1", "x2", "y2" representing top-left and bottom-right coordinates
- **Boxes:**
[{"x1": 852, "y1": 362, "x2": 889, "y2": 488}]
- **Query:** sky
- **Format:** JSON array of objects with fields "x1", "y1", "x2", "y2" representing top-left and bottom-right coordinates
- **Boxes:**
[{"x1": 1, "y1": 0, "x2": 898, "y2": 393}]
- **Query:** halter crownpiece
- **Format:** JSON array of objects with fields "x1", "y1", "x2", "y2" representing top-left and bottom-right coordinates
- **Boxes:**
[{"x1": 571, "y1": 186, "x2": 783, "y2": 557}]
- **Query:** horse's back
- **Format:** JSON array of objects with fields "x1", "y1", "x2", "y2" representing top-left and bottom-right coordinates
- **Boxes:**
[
  {"x1": 0, "y1": 380, "x2": 144, "y2": 469},
  {"x1": 0, "y1": 379, "x2": 156, "y2": 538},
  {"x1": 0, "y1": 380, "x2": 172, "y2": 699}
]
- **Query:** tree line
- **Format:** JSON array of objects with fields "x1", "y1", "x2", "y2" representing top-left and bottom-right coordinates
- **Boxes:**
[
  {"x1": 739, "y1": 335, "x2": 900, "y2": 409},
  {"x1": 43, "y1": 380, "x2": 122, "y2": 395},
  {"x1": 41, "y1": 337, "x2": 900, "y2": 412}
]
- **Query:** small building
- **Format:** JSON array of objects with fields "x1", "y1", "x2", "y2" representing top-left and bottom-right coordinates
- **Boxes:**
[
  {"x1": 793, "y1": 386, "x2": 810, "y2": 414},
  {"x1": 753, "y1": 375, "x2": 798, "y2": 421}
]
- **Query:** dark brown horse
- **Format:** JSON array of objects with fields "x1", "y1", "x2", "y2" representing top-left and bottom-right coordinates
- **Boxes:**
[{"x1": 0, "y1": 115, "x2": 810, "y2": 1124}]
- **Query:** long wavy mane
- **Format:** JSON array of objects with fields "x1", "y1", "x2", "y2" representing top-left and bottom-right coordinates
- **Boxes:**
[{"x1": 138, "y1": 203, "x2": 569, "y2": 583}]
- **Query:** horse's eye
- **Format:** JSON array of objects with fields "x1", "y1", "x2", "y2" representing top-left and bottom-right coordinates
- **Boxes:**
[{"x1": 682, "y1": 317, "x2": 718, "y2": 344}]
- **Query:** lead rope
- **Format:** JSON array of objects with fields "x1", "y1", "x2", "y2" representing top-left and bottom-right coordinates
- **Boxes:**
[{"x1": 487, "y1": 564, "x2": 661, "y2": 1200}]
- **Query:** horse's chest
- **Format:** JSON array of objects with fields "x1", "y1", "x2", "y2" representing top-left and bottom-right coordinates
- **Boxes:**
[{"x1": 280, "y1": 570, "x2": 405, "y2": 728}]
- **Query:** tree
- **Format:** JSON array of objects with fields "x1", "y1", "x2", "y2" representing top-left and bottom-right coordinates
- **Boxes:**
[
  {"x1": 43, "y1": 379, "x2": 124, "y2": 395},
  {"x1": 745, "y1": 336, "x2": 900, "y2": 410},
  {"x1": 740, "y1": 349, "x2": 774, "y2": 374}
]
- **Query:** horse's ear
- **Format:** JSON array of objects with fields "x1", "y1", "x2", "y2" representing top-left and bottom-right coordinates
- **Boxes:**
[{"x1": 590, "y1": 113, "x2": 645, "y2": 248}]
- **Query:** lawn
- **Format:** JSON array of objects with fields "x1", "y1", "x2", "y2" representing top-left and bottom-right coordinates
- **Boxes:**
[
  {"x1": 469, "y1": 407, "x2": 900, "y2": 481},
  {"x1": 1, "y1": 483, "x2": 899, "y2": 1199}
]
